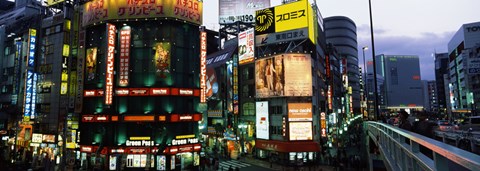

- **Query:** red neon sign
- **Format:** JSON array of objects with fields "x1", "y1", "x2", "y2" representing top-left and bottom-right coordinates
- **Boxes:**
[
  {"x1": 105, "y1": 23, "x2": 116, "y2": 105},
  {"x1": 200, "y1": 31, "x2": 207, "y2": 103}
]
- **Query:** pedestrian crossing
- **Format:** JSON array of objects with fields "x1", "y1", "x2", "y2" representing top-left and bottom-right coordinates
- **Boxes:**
[{"x1": 219, "y1": 160, "x2": 251, "y2": 170}]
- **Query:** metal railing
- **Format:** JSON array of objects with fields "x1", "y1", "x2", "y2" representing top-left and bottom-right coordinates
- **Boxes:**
[{"x1": 365, "y1": 121, "x2": 480, "y2": 171}]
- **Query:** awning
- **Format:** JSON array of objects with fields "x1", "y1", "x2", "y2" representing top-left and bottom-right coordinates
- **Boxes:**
[
  {"x1": 255, "y1": 139, "x2": 321, "y2": 153},
  {"x1": 206, "y1": 45, "x2": 237, "y2": 69}
]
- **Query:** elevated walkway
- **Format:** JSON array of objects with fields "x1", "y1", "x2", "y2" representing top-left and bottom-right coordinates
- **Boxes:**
[{"x1": 365, "y1": 121, "x2": 480, "y2": 171}]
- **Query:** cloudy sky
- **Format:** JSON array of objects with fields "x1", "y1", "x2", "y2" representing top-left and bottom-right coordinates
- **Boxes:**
[{"x1": 203, "y1": 0, "x2": 479, "y2": 80}]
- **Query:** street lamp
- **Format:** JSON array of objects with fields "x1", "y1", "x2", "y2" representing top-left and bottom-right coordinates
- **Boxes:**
[
  {"x1": 368, "y1": 0, "x2": 380, "y2": 120},
  {"x1": 362, "y1": 46, "x2": 368, "y2": 118}
]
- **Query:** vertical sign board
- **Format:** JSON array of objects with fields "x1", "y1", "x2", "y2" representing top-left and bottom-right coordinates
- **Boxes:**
[
  {"x1": 320, "y1": 112, "x2": 326, "y2": 137},
  {"x1": 233, "y1": 54, "x2": 238, "y2": 114},
  {"x1": 61, "y1": 44, "x2": 69, "y2": 95},
  {"x1": 256, "y1": 101, "x2": 269, "y2": 139},
  {"x1": 75, "y1": 30, "x2": 86, "y2": 113},
  {"x1": 31, "y1": 73, "x2": 37, "y2": 119},
  {"x1": 23, "y1": 29, "x2": 37, "y2": 122},
  {"x1": 23, "y1": 71, "x2": 33, "y2": 121},
  {"x1": 28, "y1": 29, "x2": 36, "y2": 68},
  {"x1": 119, "y1": 26, "x2": 131, "y2": 86},
  {"x1": 238, "y1": 28, "x2": 255, "y2": 64},
  {"x1": 12, "y1": 42, "x2": 22, "y2": 104},
  {"x1": 200, "y1": 31, "x2": 207, "y2": 103},
  {"x1": 105, "y1": 23, "x2": 116, "y2": 105}
]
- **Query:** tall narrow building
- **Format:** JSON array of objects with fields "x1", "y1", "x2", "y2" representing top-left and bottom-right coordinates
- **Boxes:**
[
  {"x1": 324, "y1": 16, "x2": 360, "y2": 115},
  {"x1": 434, "y1": 52, "x2": 449, "y2": 115}
]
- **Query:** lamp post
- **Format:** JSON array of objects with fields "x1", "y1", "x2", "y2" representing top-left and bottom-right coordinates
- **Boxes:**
[
  {"x1": 362, "y1": 46, "x2": 368, "y2": 118},
  {"x1": 368, "y1": 0, "x2": 380, "y2": 120}
]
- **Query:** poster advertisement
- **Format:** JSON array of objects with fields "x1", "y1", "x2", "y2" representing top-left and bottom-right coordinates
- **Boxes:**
[
  {"x1": 288, "y1": 103, "x2": 312, "y2": 121},
  {"x1": 238, "y1": 28, "x2": 254, "y2": 64},
  {"x1": 289, "y1": 122, "x2": 312, "y2": 141},
  {"x1": 86, "y1": 47, "x2": 97, "y2": 81},
  {"x1": 205, "y1": 67, "x2": 218, "y2": 98},
  {"x1": 256, "y1": 101, "x2": 269, "y2": 139},
  {"x1": 153, "y1": 42, "x2": 171, "y2": 79},
  {"x1": 255, "y1": 54, "x2": 311, "y2": 98},
  {"x1": 157, "y1": 155, "x2": 166, "y2": 171},
  {"x1": 109, "y1": 155, "x2": 117, "y2": 170}
]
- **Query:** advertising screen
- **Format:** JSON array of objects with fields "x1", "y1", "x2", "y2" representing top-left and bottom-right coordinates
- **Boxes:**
[
  {"x1": 219, "y1": 0, "x2": 270, "y2": 24},
  {"x1": 256, "y1": 101, "x2": 269, "y2": 139},
  {"x1": 82, "y1": 0, "x2": 203, "y2": 26},
  {"x1": 154, "y1": 42, "x2": 171, "y2": 79},
  {"x1": 288, "y1": 103, "x2": 312, "y2": 121},
  {"x1": 255, "y1": 54, "x2": 312, "y2": 98},
  {"x1": 289, "y1": 122, "x2": 312, "y2": 141},
  {"x1": 238, "y1": 28, "x2": 255, "y2": 64}
]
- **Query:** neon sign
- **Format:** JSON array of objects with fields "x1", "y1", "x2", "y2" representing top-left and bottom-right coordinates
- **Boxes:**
[
  {"x1": 200, "y1": 31, "x2": 207, "y2": 102},
  {"x1": 119, "y1": 26, "x2": 131, "y2": 86},
  {"x1": 105, "y1": 23, "x2": 116, "y2": 105}
]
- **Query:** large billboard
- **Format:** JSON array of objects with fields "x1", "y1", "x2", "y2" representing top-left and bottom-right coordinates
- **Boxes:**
[
  {"x1": 82, "y1": 0, "x2": 203, "y2": 26},
  {"x1": 154, "y1": 42, "x2": 171, "y2": 79},
  {"x1": 219, "y1": 0, "x2": 270, "y2": 24},
  {"x1": 238, "y1": 28, "x2": 255, "y2": 65},
  {"x1": 288, "y1": 103, "x2": 312, "y2": 121},
  {"x1": 255, "y1": 54, "x2": 312, "y2": 98},
  {"x1": 289, "y1": 122, "x2": 312, "y2": 141},
  {"x1": 256, "y1": 101, "x2": 269, "y2": 140},
  {"x1": 255, "y1": 0, "x2": 315, "y2": 45}
]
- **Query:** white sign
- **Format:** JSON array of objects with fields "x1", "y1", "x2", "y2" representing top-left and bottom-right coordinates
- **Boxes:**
[
  {"x1": 256, "y1": 101, "x2": 269, "y2": 139},
  {"x1": 219, "y1": 0, "x2": 270, "y2": 24},
  {"x1": 468, "y1": 58, "x2": 480, "y2": 74},
  {"x1": 289, "y1": 122, "x2": 312, "y2": 141},
  {"x1": 126, "y1": 140, "x2": 154, "y2": 146},
  {"x1": 32, "y1": 133, "x2": 43, "y2": 143},
  {"x1": 171, "y1": 138, "x2": 198, "y2": 146},
  {"x1": 238, "y1": 28, "x2": 255, "y2": 64}
]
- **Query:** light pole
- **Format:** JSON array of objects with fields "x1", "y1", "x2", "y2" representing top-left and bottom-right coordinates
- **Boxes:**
[
  {"x1": 368, "y1": 0, "x2": 380, "y2": 120},
  {"x1": 362, "y1": 46, "x2": 368, "y2": 118}
]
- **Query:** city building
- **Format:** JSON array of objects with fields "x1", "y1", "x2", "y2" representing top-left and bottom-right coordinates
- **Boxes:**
[
  {"x1": 422, "y1": 80, "x2": 438, "y2": 113},
  {"x1": 252, "y1": 0, "x2": 326, "y2": 166},
  {"x1": 324, "y1": 16, "x2": 361, "y2": 115},
  {"x1": 447, "y1": 21, "x2": 480, "y2": 118},
  {"x1": 434, "y1": 52, "x2": 449, "y2": 115},
  {"x1": 0, "y1": 0, "x2": 46, "y2": 163},
  {"x1": 77, "y1": 1, "x2": 204, "y2": 170},
  {"x1": 371, "y1": 55, "x2": 423, "y2": 113}
]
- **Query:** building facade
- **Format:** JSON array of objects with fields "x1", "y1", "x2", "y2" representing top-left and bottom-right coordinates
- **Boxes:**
[
  {"x1": 77, "y1": 1, "x2": 204, "y2": 170},
  {"x1": 372, "y1": 55, "x2": 423, "y2": 113},
  {"x1": 324, "y1": 16, "x2": 360, "y2": 115},
  {"x1": 447, "y1": 21, "x2": 480, "y2": 117},
  {"x1": 434, "y1": 52, "x2": 449, "y2": 115},
  {"x1": 422, "y1": 80, "x2": 438, "y2": 113}
]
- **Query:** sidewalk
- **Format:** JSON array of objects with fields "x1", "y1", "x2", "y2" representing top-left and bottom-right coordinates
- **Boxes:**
[{"x1": 240, "y1": 156, "x2": 336, "y2": 171}]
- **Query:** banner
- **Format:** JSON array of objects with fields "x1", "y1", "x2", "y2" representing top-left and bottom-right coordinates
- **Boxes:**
[
  {"x1": 219, "y1": 0, "x2": 270, "y2": 24},
  {"x1": 105, "y1": 23, "x2": 116, "y2": 105},
  {"x1": 288, "y1": 103, "x2": 312, "y2": 121},
  {"x1": 82, "y1": 0, "x2": 203, "y2": 26},
  {"x1": 289, "y1": 122, "x2": 312, "y2": 141},
  {"x1": 119, "y1": 26, "x2": 131, "y2": 86},
  {"x1": 238, "y1": 28, "x2": 254, "y2": 64}
]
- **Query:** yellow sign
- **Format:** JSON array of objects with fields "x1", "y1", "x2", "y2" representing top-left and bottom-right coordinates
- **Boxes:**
[
  {"x1": 130, "y1": 137, "x2": 151, "y2": 140},
  {"x1": 47, "y1": 0, "x2": 65, "y2": 6},
  {"x1": 255, "y1": 0, "x2": 315, "y2": 44},
  {"x1": 175, "y1": 134, "x2": 195, "y2": 139},
  {"x1": 82, "y1": 0, "x2": 203, "y2": 26}
]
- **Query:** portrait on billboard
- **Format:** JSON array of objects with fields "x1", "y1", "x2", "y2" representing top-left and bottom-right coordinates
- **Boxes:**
[
  {"x1": 153, "y1": 42, "x2": 171, "y2": 79},
  {"x1": 86, "y1": 47, "x2": 98, "y2": 81},
  {"x1": 255, "y1": 56, "x2": 285, "y2": 97}
]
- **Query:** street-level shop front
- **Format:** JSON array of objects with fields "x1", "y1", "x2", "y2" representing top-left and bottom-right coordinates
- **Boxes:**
[{"x1": 255, "y1": 139, "x2": 321, "y2": 167}]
